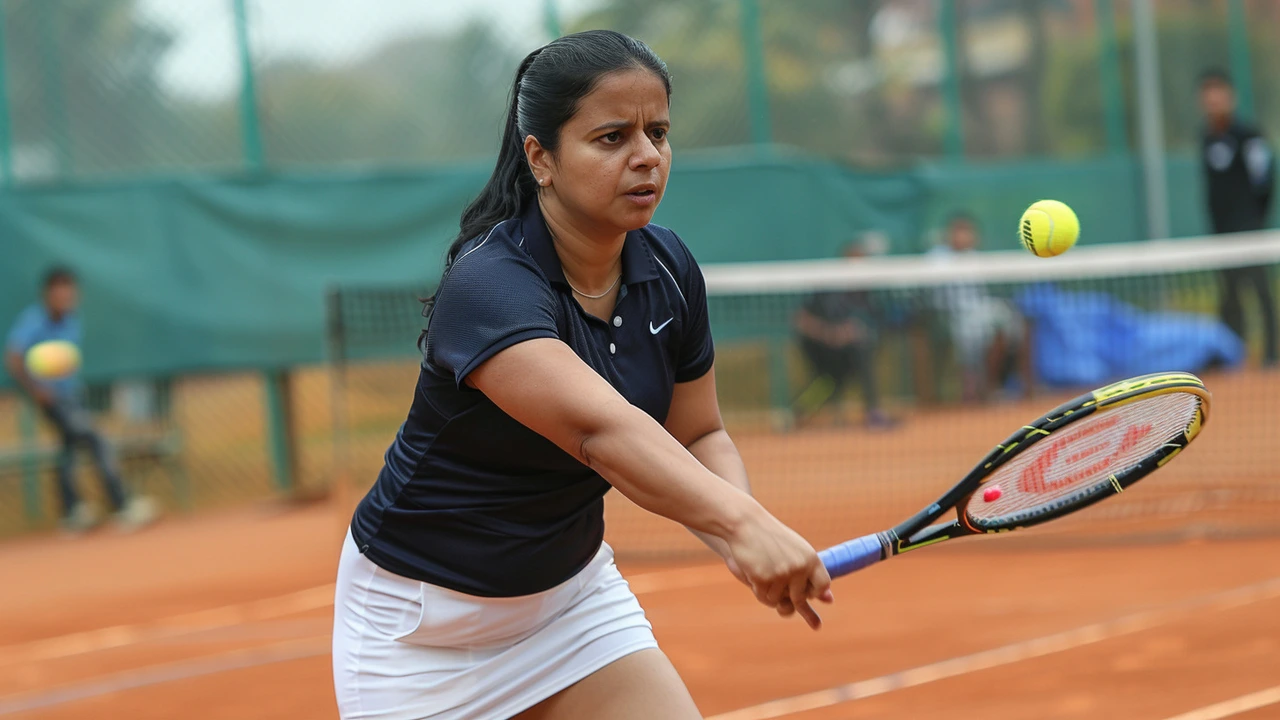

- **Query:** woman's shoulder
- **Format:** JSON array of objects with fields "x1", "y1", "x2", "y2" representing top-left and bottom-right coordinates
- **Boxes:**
[
  {"x1": 449, "y1": 219, "x2": 526, "y2": 269},
  {"x1": 638, "y1": 222, "x2": 699, "y2": 276},
  {"x1": 436, "y1": 219, "x2": 553, "y2": 305}
]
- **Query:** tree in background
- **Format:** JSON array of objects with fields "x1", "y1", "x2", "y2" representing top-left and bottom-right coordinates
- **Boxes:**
[{"x1": 255, "y1": 21, "x2": 525, "y2": 168}]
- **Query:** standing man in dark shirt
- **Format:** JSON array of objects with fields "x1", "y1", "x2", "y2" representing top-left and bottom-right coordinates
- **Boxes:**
[
  {"x1": 792, "y1": 235, "x2": 895, "y2": 429},
  {"x1": 1199, "y1": 68, "x2": 1276, "y2": 366}
]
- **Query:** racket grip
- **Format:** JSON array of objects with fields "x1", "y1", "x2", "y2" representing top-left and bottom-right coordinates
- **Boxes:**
[{"x1": 819, "y1": 533, "x2": 886, "y2": 579}]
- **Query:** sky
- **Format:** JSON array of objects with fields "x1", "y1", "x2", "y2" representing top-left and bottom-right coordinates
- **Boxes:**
[{"x1": 138, "y1": 0, "x2": 601, "y2": 100}]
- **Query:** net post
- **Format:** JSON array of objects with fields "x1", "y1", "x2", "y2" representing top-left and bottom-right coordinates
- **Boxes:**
[
  {"x1": 938, "y1": 0, "x2": 964, "y2": 159},
  {"x1": 262, "y1": 368, "x2": 297, "y2": 493},
  {"x1": 326, "y1": 286, "x2": 352, "y2": 516},
  {"x1": 36, "y1": 2, "x2": 71, "y2": 177},
  {"x1": 1132, "y1": 0, "x2": 1169, "y2": 240},
  {"x1": 232, "y1": 0, "x2": 265, "y2": 173},
  {"x1": 738, "y1": 0, "x2": 772, "y2": 149},
  {"x1": 1095, "y1": 0, "x2": 1128, "y2": 156},
  {"x1": 0, "y1": 5, "x2": 13, "y2": 187},
  {"x1": 1226, "y1": 0, "x2": 1256, "y2": 122}
]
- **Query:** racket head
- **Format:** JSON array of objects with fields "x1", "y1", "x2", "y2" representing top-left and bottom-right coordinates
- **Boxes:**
[{"x1": 957, "y1": 372, "x2": 1209, "y2": 533}]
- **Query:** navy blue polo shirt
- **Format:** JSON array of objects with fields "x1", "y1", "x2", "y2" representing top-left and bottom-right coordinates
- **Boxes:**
[{"x1": 350, "y1": 201, "x2": 715, "y2": 597}]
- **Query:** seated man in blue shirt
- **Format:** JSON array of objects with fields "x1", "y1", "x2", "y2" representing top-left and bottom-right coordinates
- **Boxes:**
[{"x1": 4, "y1": 267, "x2": 156, "y2": 533}]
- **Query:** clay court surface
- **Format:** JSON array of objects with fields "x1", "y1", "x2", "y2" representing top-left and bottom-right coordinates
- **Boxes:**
[
  {"x1": 0, "y1": 501, "x2": 1278, "y2": 720},
  {"x1": 1, "y1": 369, "x2": 1277, "y2": 719}
]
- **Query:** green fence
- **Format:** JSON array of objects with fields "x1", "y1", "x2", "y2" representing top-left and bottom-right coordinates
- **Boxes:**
[{"x1": 2, "y1": 153, "x2": 1259, "y2": 383}]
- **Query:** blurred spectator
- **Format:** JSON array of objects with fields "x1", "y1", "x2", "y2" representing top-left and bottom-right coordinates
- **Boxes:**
[
  {"x1": 792, "y1": 233, "x2": 897, "y2": 430},
  {"x1": 1199, "y1": 68, "x2": 1277, "y2": 367},
  {"x1": 4, "y1": 267, "x2": 157, "y2": 534},
  {"x1": 928, "y1": 213, "x2": 1030, "y2": 402}
]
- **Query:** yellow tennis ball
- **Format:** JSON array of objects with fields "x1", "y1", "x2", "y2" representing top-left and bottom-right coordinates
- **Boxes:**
[
  {"x1": 1019, "y1": 200, "x2": 1080, "y2": 257},
  {"x1": 25, "y1": 340, "x2": 81, "y2": 380}
]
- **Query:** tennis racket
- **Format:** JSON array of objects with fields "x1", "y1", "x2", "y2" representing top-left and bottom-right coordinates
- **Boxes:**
[{"x1": 820, "y1": 371, "x2": 1210, "y2": 578}]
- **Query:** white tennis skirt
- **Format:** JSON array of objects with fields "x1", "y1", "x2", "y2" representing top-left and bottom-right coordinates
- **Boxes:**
[{"x1": 332, "y1": 531, "x2": 658, "y2": 720}]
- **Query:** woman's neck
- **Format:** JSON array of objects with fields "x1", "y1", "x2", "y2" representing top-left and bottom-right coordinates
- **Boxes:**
[{"x1": 539, "y1": 197, "x2": 625, "y2": 295}]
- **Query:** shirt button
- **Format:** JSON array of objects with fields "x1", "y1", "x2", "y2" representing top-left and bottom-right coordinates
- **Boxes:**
[
  {"x1": 609, "y1": 343, "x2": 616, "y2": 354},
  {"x1": 613, "y1": 316, "x2": 622, "y2": 327}
]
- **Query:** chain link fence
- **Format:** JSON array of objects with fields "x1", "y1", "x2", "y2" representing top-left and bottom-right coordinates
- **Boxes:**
[
  {"x1": 3, "y1": 0, "x2": 1280, "y2": 534},
  {"x1": 3, "y1": 0, "x2": 1278, "y2": 183}
]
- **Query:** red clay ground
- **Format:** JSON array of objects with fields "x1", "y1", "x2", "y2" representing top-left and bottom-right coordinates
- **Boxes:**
[{"x1": 2, "y1": 502, "x2": 1279, "y2": 720}]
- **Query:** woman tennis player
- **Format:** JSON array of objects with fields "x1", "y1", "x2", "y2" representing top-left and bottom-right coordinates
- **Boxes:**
[{"x1": 333, "y1": 30, "x2": 832, "y2": 719}]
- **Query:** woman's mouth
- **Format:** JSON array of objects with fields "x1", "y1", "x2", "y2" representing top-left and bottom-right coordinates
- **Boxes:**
[{"x1": 625, "y1": 188, "x2": 658, "y2": 206}]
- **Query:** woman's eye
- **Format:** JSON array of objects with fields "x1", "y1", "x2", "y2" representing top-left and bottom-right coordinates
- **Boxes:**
[
  {"x1": 602, "y1": 131, "x2": 622, "y2": 143},
  {"x1": 651, "y1": 128, "x2": 667, "y2": 141}
]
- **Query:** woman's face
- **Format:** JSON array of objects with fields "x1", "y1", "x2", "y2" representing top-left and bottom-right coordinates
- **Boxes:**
[{"x1": 532, "y1": 68, "x2": 671, "y2": 237}]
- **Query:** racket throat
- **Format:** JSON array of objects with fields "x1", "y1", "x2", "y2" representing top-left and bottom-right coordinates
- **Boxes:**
[{"x1": 895, "y1": 521, "x2": 966, "y2": 554}]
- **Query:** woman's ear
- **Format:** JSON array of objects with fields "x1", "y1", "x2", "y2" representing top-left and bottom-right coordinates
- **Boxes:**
[{"x1": 524, "y1": 135, "x2": 553, "y2": 187}]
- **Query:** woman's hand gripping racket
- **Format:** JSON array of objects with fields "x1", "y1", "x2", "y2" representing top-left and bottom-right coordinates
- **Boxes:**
[{"x1": 820, "y1": 372, "x2": 1210, "y2": 578}]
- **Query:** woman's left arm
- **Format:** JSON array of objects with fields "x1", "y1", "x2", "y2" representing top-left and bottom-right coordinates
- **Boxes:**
[{"x1": 664, "y1": 366, "x2": 752, "y2": 566}]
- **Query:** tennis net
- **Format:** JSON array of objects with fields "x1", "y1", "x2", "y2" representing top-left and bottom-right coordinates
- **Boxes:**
[{"x1": 326, "y1": 231, "x2": 1280, "y2": 559}]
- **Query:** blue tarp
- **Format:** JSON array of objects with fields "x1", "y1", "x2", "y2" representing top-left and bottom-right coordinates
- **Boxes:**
[{"x1": 1016, "y1": 285, "x2": 1246, "y2": 387}]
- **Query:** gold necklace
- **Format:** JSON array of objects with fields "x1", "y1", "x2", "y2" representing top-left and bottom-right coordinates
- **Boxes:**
[{"x1": 564, "y1": 272, "x2": 621, "y2": 299}]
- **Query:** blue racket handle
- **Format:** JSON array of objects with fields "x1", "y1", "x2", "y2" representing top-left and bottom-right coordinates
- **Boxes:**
[{"x1": 819, "y1": 533, "x2": 886, "y2": 578}]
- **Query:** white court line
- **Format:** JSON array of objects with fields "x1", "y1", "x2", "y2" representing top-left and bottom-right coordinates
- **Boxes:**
[
  {"x1": 707, "y1": 577, "x2": 1280, "y2": 720},
  {"x1": 0, "y1": 563, "x2": 725, "y2": 664},
  {"x1": 1161, "y1": 686, "x2": 1280, "y2": 720},
  {"x1": 0, "y1": 585, "x2": 335, "y2": 666},
  {"x1": 0, "y1": 636, "x2": 330, "y2": 716}
]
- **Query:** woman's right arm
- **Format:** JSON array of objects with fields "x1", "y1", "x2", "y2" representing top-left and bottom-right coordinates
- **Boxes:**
[{"x1": 467, "y1": 337, "x2": 832, "y2": 628}]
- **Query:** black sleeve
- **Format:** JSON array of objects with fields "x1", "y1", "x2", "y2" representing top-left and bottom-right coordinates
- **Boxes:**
[
  {"x1": 672, "y1": 237, "x2": 715, "y2": 383},
  {"x1": 426, "y1": 248, "x2": 560, "y2": 387}
]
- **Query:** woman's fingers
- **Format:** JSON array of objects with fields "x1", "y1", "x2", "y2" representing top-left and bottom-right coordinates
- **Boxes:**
[
  {"x1": 763, "y1": 577, "x2": 789, "y2": 608},
  {"x1": 793, "y1": 596, "x2": 823, "y2": 629},
  {"x1": 808, "y1": 563, "x2": 833, "y2": 600},
  {"x1": 789, "y1": 574, "x2": 822, "y2": 630}
]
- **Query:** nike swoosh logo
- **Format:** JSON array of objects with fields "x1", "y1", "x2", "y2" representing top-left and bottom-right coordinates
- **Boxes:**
[{"x1": 649, "y1": 318, "x2": 674, "y2": 334}]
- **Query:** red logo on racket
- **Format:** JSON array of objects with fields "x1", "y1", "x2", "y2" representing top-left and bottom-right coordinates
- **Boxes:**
[{"x1": 1019, "y1": 419, "x2": 1153, "y2": 494}]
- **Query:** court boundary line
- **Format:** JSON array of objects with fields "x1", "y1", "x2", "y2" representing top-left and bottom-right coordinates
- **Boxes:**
[
  {"x1": 706, "y1": 576, "x2": 1280, "y2": 720},
  {"x1": 1160, "y1": 685, "x2": 1280, "y2": 720},
  {"x1": 0, "y1": 562, "x2": 727, "y2": 664},
  {"x1": 0, "y1": 637, "x2": 329, "y2": 716},
  {"x1": 0, "y1": 585, "x2": 336, "y2": 666}
]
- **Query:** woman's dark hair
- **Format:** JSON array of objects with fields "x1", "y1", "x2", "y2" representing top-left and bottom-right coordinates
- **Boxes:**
[{"x1": 431, "y1": 31, "x2": 670, "y2": 297}]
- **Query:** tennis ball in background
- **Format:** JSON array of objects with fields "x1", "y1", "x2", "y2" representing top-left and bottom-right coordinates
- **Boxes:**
[
  {"x1": 25, "y1": 340, "x2": 81, "y2": 380},
  {"x1": 1019, "y1": 200, "x2": 1080, "y2": 257}
]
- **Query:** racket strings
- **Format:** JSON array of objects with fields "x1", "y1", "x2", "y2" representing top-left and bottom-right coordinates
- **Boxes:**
[{"x1": 967, "y1": 393, "x2": 1203, "y2": 526}]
